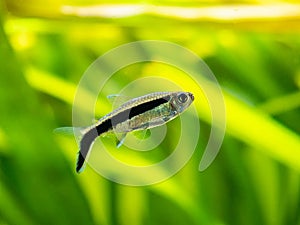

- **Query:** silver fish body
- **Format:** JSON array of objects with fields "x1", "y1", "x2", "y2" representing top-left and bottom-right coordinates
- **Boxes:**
[{"x1": 75, "y1": 91, "x2": 194, "y2": 173}]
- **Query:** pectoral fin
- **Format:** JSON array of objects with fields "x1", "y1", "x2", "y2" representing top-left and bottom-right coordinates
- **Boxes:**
[{"x1": 132, "y1": 129, "x2": 151, "y2": 140}]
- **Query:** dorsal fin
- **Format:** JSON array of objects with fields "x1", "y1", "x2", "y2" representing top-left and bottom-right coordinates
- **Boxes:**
[{"x1": 107, "y1": 94, "x2": 131, "y2": 109}]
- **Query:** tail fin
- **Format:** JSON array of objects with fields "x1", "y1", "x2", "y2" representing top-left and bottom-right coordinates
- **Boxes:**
[
  {"x1": 76, "y1": 152, "x2": 86, "y2": 173},
  {"x1": 76, "y1": 127, "x2": 99, "y2": 173},
  {"x1": 54, "y1": 126, "x2": 98, "y2": 173},
  {"x1": 53, "y1": 127, "x2": 75, "y2": 135}
]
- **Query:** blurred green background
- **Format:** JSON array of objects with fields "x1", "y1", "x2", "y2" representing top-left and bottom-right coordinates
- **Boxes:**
[{"x1": 1, "y1": 0, "x2": 300, "y2": 224}]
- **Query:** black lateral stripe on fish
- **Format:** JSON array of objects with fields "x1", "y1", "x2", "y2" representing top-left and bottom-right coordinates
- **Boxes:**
[
  {"x1": 56, "y1": 91, "x2": 194, "y2": 174},
  {"x1": 109, "y1": 96, "x2": 171, "y2": 125},
  {"x1": 77, "y1": 95, "x2": 171, "y2": 173}
]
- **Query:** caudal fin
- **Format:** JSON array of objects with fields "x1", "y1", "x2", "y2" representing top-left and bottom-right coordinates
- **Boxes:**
[
  {"x1": 76, "y1": 152, "x2": 86, "y2": 173},
  {"x1": 75, "y1": 127, "x2": 99, "y2": 173},
  {"x1": 54, "y1": 126, "x2": 98, "y2": 173},
  {"x1": 53, "y1": 127, "x2": 75, "y2": 135}
]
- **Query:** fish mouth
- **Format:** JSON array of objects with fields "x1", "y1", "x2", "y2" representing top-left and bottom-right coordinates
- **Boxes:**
[{"x1": 188, "y1": 92, "x2": 194, "y2": 101}]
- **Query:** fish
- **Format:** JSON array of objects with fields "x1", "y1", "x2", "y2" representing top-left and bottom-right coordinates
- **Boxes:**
[{"x1": 55, "y1": 91, "x2": 194, "y2": 173}]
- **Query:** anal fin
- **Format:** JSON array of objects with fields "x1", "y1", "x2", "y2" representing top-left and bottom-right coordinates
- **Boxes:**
[{"x1": 115, "y1": 133, "x2": 127, "y2": 148}]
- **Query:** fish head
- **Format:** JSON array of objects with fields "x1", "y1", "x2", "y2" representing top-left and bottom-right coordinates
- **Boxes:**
[{"x1": 171, "y1": 91, "x2": 194, "y2": 114}]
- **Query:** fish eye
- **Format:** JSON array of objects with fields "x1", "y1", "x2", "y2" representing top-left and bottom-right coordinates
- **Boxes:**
[{"x1": 178, "y1": 93, "x2": 188, "y2": 103}]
